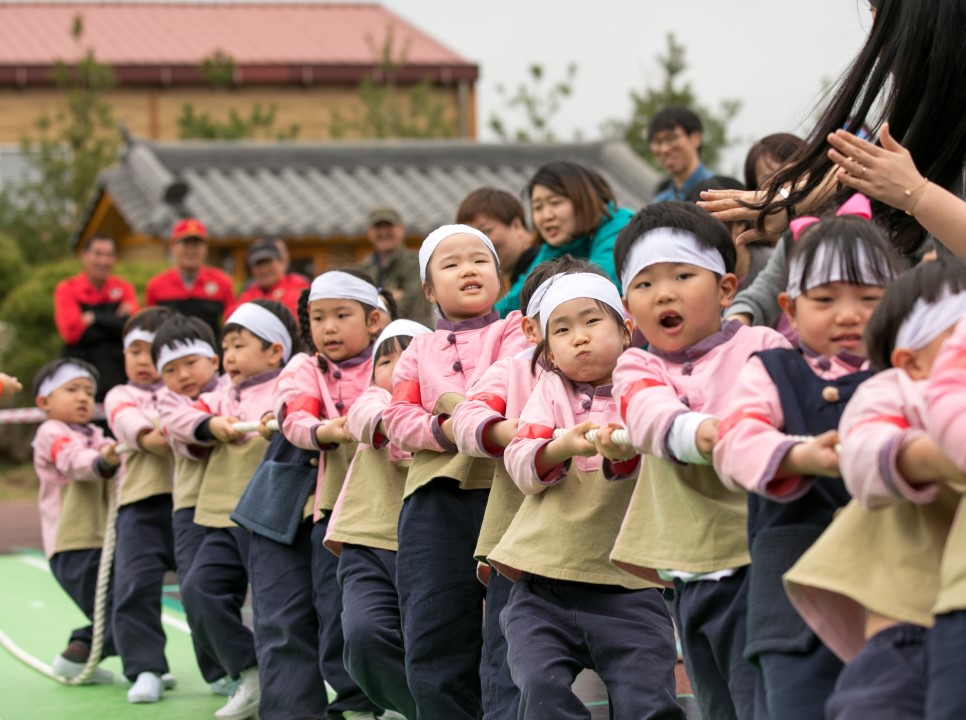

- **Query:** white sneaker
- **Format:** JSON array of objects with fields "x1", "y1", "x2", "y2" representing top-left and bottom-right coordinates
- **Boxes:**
[
  {"x1": 161, "y1": 672, "x2": 177, "y2": 690},
  {"x1": 214, "y1": 667, "x2": 260, "y2": 720},
  {"x1": 127, "y1": 671, "x2": 164, "y2": 703},
  {"x1": 50, "y1": 654, "x2": 114, "y2": 685},
  {"x1": 210, "y1": 676, "x2": 239, "y2": 696}
]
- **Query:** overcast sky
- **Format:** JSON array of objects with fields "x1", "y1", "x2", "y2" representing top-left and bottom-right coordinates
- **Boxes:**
[{"x1": 371, "y1": 0, "x2": 873, "y2": 176}]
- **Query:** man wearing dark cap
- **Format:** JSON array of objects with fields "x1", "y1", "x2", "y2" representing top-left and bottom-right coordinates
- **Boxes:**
[
  {"x1": 359, "y1": 207, "x2": 427, "y2": 322},
  {"x1": 230, "y1": 237, "x2": 308, "y2": 318},
  {"x1": 146, "y1": 218, "x2": 236, "y2": 339}
]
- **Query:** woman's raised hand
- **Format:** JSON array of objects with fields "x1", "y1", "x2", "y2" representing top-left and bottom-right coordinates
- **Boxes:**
[{"x1": 696, "y1": 189, "x2": 789, "y2": 245}]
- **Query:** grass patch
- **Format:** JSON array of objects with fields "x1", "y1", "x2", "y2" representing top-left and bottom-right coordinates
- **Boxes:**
[{"x1": 0, "y1": 461, "x2": 38, "y2": 501}]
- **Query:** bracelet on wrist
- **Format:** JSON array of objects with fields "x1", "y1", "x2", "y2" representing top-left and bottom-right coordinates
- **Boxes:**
[{"x1": 904, "y1": 178, "x2": 930, "y2": 217}]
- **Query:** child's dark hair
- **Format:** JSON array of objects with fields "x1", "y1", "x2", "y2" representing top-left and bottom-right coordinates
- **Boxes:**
[
  {"x1": 224, "y1": 299, "x2": 300, "y2": 364},
  {"x1": 865, "y1": 259, "x2": 966, "y2": 372},
  {"x1": 614, "y1": 201, "x2": 737, "y2": 280},
  {"x1": 122, "y1": 306, "x2": 176, "y2": 337},
  {"x1": 150, "y1": 314, "x2": 217, "y2": 366},
  {"x1": 371, "y1": 335, "x2": 413, "y2": 381},
  {"x1": 33, "y1": 358, "x2": 99, "y2": 397},
  {"x1": 786, "y1": 216, "x2": 901, "y2": 304},
  {"x1": 519, "y1": 254, "x2": 605, "y2": 316},
  {"x1": 456, "y1": 187, "x2": 529, "y2": 230},
  {"x1": 297, "y1": 268, "x2": 393, "y2": 373}
]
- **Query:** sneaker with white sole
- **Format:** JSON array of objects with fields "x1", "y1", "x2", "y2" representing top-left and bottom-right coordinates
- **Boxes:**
[
  {"x1": 209, "y1": 676, "x2": 239, "y2": 697},
  {"x1": 161, "y1": 672, "x2": 177, "y2": 690},
  {"x1": 50, "y1": 654, "x2": 114, "y2": 685},
  {"x1": 127, "y1": 671, "x2": 164, "y2": 703},
  {"x1": 214, "y1": 667, "x2": 260, "y2": 720}
]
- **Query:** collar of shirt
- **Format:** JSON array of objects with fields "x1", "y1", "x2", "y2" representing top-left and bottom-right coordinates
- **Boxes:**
[
  {"x1": 436, "y1": 310, "x2": 500, "y2": 333},
  {"x1": 236, "y1": 367, "x2": 282, "y2": 391},
  {"x1": 648, "y1": 318, "x2": 742, "y2": 365},
  {"x1": 331, "y1": 342, "x2": 374, "y2": 370}
]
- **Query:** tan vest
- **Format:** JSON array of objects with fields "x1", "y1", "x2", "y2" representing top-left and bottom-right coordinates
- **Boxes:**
[
  {"x1": 489, "y1": 468, "x2": 657, "y2": 589},
  {"x1": 54, "y1": 479, "x2": 114, "y2": 555},
  {"x1": 610, "y1": 457, "x2": 750, "y2": 582},
  {"x1": 474, "y1": 463, "x2": 525, "y2": 563},
  {"x1": 785, "y1": 490, "x2": 959, "y2": 658},
  {"x1": 318, "y1": 441, "x2": 358, "y2": 514},
  {"x1": 327, "y1": 448, "x2": 410, "y2": 552},
  {"x1": 404, "y1": 393, "x2": 494, "y2": 498},
  {"x1": 936, "y1": 495, "x2": 966, "y2": 614},
  {"x1": 194, "y1": 438, "x2": 269, "y2": 528},
  {"x1": 173, "y1": 453, "x2": 206, "y2": 512},
  {"x1": 119, "y1": 449, "x2": 174, "y2": 507}
]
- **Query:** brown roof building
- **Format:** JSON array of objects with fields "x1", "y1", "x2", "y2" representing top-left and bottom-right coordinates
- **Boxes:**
[{"x1": 0, "y1": 2, "x2": 479, "y2": 141}]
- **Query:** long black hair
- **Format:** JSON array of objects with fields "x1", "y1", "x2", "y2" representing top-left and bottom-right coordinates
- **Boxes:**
[{"x1": 758, "y1": 0, "x2": 966, "y2": 253}]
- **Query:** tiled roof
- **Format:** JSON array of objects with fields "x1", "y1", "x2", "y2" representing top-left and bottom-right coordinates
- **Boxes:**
[
  {"x1": 74, "y1": 137, "x2": 660, "y2": 243},
  {"x1": 0, "y1": 3, "x2": 476, "y2": 85}
]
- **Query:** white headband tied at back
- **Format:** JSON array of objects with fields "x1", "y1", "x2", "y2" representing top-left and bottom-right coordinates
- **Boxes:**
[
  {"x1": 619, "y1": 228, "x2": 726, "y2": 295},
  {"x1": 373, "y1": 319, "x2": 433, "y2": 358},
  {"x1": 309, "y1": 271, "x2": 381, "y2": 309},
  {"x1": 540, "y1": 273, "x2": 624, "y2": 336},
  {"x1": 526, "y1": 273, "x2": 564, "y2": 319},
  {"x1": 418, "y1": 224, "x2": 499, "y2": 282},
  {"x1": 156, "y1": 339, "x2": 217, "y2": 373},
  {"x1": 38, "y1": 363, "x2": 96, "y2": 398},
  {"x1": 895, "y1": 289, "x2": 966, "y2": 351},
  {"x1": 225, "y1": 303, "x2": 293, "y2": 362},
  {"x1": 123, "y1": 328, "x2": 156, "y2": 350}
]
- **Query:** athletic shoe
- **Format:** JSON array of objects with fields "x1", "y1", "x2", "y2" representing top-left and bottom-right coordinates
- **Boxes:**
[
  {"x1": 161, "y1": 672, "x2": 177, "y2": 690},
  {"x1": 210, "y1": 676, "x2": 239, "y2": 697},
  {"x1": 127, "y1": 671, "x2": 164, "y2": 703},
  {"x1": 50, "y1": 654, "x2": 114, "y2": 685},
  {"x1": 214, "y1": 667, "x2": 260, "y2": 720}
]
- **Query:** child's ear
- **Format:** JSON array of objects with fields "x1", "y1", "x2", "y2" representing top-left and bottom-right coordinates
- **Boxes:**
[
  {"x1": 718, "y1": 273, "x2": 739, "y2": 308},
  {"x1": 366, "y1": 308, "x2": 383, "y2": 335},
  {"x1": 35, "y1": 395, "x2": 49, "y2": 412},
  {"x1": 268, "y1": 342, "x2": 285, "y2": 366},
  {"x1": 622, "y1": 318, "x2": 634, "y2": 349},
  {"x1": 422, "y1": 281, "x2": 436, "y2": 305},
  {"x1": 891, "y1": 347, "x2": 928, "y2": 381},
  {"x1": 208, "y1": 356, "x2": 220, "y2": 373},
  {"x1": 777, "y1": 292, "x2": 797, "y2": 328}
]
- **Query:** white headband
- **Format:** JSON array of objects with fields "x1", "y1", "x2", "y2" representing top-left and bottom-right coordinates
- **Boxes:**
[
  {"x1": 895, "y1": 289, "x2": 966, "y2": 351},
  {"x1": 376, "y1": 296, "x2": 389, "y2": 314},
  {"x1": 373, "y1": 319, "x2": 433, "y2": 358},
  {"x1": 786, "y1": 244, "x2": 886, "y2": 299},
  {"x1": 123, "y1": 328, "x2": 156, "y2": 350},
  {"x1": 157, "y1": 339, "x2": 217, "y2": 373},
  {"x1": 620, "y1": 228, "x2": 727, "y2": 294},
  {"x1": 526, "y1": 273, "x2": 564, "y2": 318},
  {"x1": 38, "y1": 363, "x2": 96, "y2": 398},
  {"x1": 418, "y1": 224, "x2": 499, "y2": 282},
  {"x1": 540, "y1": 273, "x2": 624, "y2": 336},
  {"x1": 309, "y1": 271, "x2": 381, "y2": 309},
  {"x1": 225, "y1": 303, "x2": 293, "y2": 362}
]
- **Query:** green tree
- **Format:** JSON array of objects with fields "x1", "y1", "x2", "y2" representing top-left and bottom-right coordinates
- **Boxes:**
[
  {"x1": 489, "y1": 63, "x2": 579, "y2": 142},
  {"x1": 176, "y1": 50, "x2": 300, "y2": 140},
  {"x1": 329, "y1": 25, "x2": 456, "y2": 139},
  {"x1": 615, "y1": 33, "x2": 741, "y2": 172},
  {"x1": 0, "y1": 14, "x2": 118, "y2": 263}
]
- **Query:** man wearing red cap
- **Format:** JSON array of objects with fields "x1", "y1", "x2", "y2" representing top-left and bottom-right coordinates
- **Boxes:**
[{"x1": 146, "y1": 219, "x2": 235, "y2": 339}]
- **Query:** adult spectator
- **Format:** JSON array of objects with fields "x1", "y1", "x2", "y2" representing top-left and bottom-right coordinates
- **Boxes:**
[
  {"x1": 230, "y1": 238, "x2": 308, "y2": 318},
  {"x1": 53, "y1": 235, "x2": 138, "y2": 401},
  {"x1": 146, "y1": 219, "x2": 235, "y2": 340},
  {"x1": 495, "y1": 161, "x2": 634, "y2": 316},
  {"x1": 358, "y1": 207, "x2": 429, "y2": 322},
  {"x1": 649, "y1": 106, "x2": 714, "y2": 203},
  {"x1": 456, "y1": 188, "x2": 538, "y2": 293}
]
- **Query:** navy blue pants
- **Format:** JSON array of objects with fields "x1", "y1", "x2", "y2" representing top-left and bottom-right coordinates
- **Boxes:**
[
  {"x1": 672, "y1": 570, "x2": 756, "y2": 720},
  {"x1": 396, "y1": 481, "x2": 487, "y2": 720},
  {"x1": 753, "y1": 642, "x2": 842, "y2": 720},
  {"x1": 311, "y1": 519, "x2": 378, "y2": 717},
  {"x1": 250, "y1": 519, "x2": 327, "y2": 720},
  {"x1": 338, "y1": 544, "x2": 416, "y2": 719},
  {"x1": 827, "y1": 623, "x2": 925, "y2": 720},
  {"x1": 172, "y1": 508, "x2": 225, "y2": 683},
  {"x1": 501, "y1": 574, "x2": 683, "y2": 720},
  {"x1": 180, "y1": 526, "x2": 256, "y2": 679},
  {"x1": 926, "y1": 610, "x2": 966, "y2": 720},
  {"x1": 112, "y1": 494, "x2": 175, "y2": 680},
  {"x1": 49, "y1": 549, "x2": 116, "y2": 657},
  {"x1": 481, "y1": 570, "x2": 519, "y2": 720}
]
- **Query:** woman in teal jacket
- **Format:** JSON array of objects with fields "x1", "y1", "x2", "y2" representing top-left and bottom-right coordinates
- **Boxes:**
[{"x1": 496, "y1": 162, "x2": 635, "y2": 316}]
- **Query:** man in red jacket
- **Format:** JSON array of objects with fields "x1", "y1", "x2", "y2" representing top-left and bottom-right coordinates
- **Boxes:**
[
  {"x1": 229, "y1": 238, "x2": 307, "y2": 318},
  {"x1": 146, "y1": 219, "x2": 235, "y2": 340},
  {"x1": 54, "y1": 235, "x2": 138, "y2": 400}
]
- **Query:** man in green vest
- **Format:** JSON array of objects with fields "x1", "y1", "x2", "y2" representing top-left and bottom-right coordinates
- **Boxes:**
[{"x1": 360, "y1": 207, "x2": 431, "y2": 323}]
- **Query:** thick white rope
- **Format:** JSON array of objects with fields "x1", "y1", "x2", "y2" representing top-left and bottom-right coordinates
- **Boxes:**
[{"x1": 552, "y1": 427, "x2": 630, "y2": 445}]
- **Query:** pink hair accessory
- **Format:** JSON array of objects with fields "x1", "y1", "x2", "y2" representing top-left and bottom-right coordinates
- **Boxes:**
[{"x1": 789, "y1": 193, "x2": 873, "y2": 241}]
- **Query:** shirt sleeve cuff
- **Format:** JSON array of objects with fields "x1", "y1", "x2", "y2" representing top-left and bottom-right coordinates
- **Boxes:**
[
  {"x1": 667, "y1": 412, "x2": 715, "y2": 465},
  {"x1": 369, "y1": 412, "x2": 389, "y2": 449},
  {"x1": 94, "y1": 457, "x2": 118, "y2": 479},
  {"x1": 759, "y1": 439, "x2": 813, "y2": 501},
  {"x1": 603, "y1": 455, "x2": 641, "y2": 480},
  {"x1": 431, "y1": 414, "x2": 458, "y2": 453},
  {"x1": 880, "y1": 431, "x2": 940, "y2": 504},
  {"x1": 194, "y1": 417, "x2": 216, "y2": 442},
  {"x1": 311, "y1": 422, "x2": 339, "y2": 452},
  {"x1": 477, "y1": 417, "x2": 507, "y2": 458}
]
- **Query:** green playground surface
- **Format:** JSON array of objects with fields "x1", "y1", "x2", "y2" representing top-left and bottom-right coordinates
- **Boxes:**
[{"x1": 0, "y1": 551, "x2": 223, "y2": 720}]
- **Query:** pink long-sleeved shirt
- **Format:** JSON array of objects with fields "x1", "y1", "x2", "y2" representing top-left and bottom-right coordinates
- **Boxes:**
[
  {"x1": 384, "y1": 311, "x2": 528, "y2": 455},
  {"x1": 105, "y1": 380, "x2": 173, "y2": 506},
  {"x1": 33, "y1": 420, "x2": 115, "y2": 557},
  {"x1": 714, "y1": 348, "x2": 865, "y2": 500},
  {"x1": 277, "y1": 349, "x2": 373, "y2": 517},
  {"x1": 925, "y1": 317, "x2": 966, "y2": 470}
]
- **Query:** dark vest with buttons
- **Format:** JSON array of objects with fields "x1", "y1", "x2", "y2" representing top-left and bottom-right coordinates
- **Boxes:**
[{"x1": 744, "y1": 347, "x2": 871, "y2": 660}]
